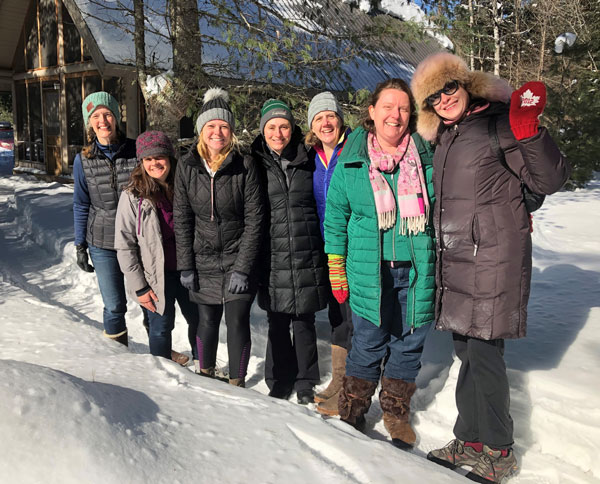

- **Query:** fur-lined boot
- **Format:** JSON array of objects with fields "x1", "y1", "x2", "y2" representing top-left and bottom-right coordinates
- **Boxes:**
[
  {"x1": 338, "y1": 375, "x2": 378, "y2": 431},
  {"x1": 379, "y1": 376, "x2": 417, "y2": 449}
]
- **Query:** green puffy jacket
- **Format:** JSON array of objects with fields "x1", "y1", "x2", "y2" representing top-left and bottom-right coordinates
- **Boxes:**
[{"x1": 324, "y1": 127, "x2": 436, "y2": 328}]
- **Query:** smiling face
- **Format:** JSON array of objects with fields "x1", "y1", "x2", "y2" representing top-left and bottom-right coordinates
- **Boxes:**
[
  {"x1": 89, "y1": 106, "x2": 117, "y2": 144},
  {"x1": 368, "y1": 88, "x2": 411, "y2": 150},
  {"x1": 433, "y1": 84, "x2": 470, "y2": 123},
  {"x1": 201, "y1": 120, "x2": 232, "y2": 159},
  {"x1": 264, "y1": 118, "x2": 292, "y2": 155},
  {"x1": 311, "y1": 111, "x2": 342, "y2": 149},
  {"x1": 142, "y1": 155, "x2": 171, "y2": 183}
]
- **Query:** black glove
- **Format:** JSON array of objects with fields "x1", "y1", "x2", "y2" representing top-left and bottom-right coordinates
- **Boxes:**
[
  {"x1": 228, "y1": 271, "x2": 249, "y2": 294},
  {"x1": 75, "y1": 244, "x2": 94, "y2": 273},
  {"x1": 180, "y1": 270, "x2": 199, "y2": 292}
]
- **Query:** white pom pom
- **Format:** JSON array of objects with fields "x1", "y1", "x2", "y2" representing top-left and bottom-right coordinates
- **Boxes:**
[{"x1": 203, "y1": 87, "x2": 229, "y2": 104}]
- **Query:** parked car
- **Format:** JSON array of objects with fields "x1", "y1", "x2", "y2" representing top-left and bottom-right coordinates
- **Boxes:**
[{"x1": 0, "y1": 122, "x2": 14, "y2": 153}]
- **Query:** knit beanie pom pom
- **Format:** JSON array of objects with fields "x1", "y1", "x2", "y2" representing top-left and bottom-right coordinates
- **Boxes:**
[{"x1": 203, "y1": 87, "x2": 229, "y2": 105}]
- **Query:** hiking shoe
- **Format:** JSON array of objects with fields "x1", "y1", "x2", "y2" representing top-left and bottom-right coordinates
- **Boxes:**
[
  {"x1": 465, "y1": 445, "x2": 518, "y2": 483},
  {"x1": 427, "y1": 439, "x2": 482, "y2": 470}
]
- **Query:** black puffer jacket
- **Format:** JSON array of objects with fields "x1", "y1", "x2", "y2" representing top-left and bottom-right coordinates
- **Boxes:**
[
  {"x1": 433, "y1": 102, "x2": 570, "y2": 340},
  {"x1": 174, "y1": 148, "x2": 264, "y2": 304},
  {"x1": 251, "y1": 128, "x2": 328, "y2": 315}
]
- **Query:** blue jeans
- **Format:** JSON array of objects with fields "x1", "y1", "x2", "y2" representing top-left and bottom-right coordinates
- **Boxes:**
[
  {"x1": 346, "y1": 263, "x2": 432, "y2": 383},
  {"x1": 147, "y1": 271, "x2": 199, "y2": 359},
  {"x1": 88, "y1": 245, "x2": 127, "y2": 336}
]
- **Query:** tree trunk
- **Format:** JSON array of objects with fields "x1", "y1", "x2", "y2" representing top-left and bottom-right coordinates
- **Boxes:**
[{"x1": 493, "y1": 0, "x2": 501, "y2": 75}]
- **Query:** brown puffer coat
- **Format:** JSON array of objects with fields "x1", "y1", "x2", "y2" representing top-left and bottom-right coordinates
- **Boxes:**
[{"x1": 432, "y1": 102, "x2": 569, "y2": 339}]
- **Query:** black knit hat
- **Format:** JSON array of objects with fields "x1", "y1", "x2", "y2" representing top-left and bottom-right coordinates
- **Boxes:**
[{"x1": 195, "y1": 88, "x2": 235, "y2": 134}]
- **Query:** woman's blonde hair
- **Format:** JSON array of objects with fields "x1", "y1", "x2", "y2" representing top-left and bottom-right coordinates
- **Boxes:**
[{"x1": 197, "y1": 129, "x2": 239, "y2": 171}]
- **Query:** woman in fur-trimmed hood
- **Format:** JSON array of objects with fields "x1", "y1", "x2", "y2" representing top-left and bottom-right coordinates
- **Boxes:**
[{"x1": 410, "y1": 52, "x2": 570, "y2": 481}]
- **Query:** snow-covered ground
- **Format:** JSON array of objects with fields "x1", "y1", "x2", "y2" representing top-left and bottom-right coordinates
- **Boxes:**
[{"x1": 0, "y1": 164, "x2": 598, "y2": 483}]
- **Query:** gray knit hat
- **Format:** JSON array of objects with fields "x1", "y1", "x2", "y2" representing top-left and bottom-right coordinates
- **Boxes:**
[
  {"x1": 195, "y1": 88, "x2": 235, "y2": 134},
  {"x1": 136, "y1": 131, "x2": 174, "y2": 161},
  {"x1": 307, "y1": 91, "x2": 344, "y2": 128},
  {"x1": 259, "y1": 99, "x2": 295, "y2": 134},
  {"x1": 82, "y1": 91, "x2": 121, "y2": 127}
]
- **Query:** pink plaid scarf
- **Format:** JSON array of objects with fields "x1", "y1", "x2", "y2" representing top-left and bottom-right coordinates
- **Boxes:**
[{"x1": 367, "y1": 131, "x2": 430, "y2": 235}]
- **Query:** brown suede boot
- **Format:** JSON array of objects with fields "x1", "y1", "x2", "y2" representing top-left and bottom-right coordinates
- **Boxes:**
[
  {"x1": 316, "y1": 387, "x2": 341, "y2": 416},
  {"x1": 379, "y1": 376, "x2": 417, "y2": 449},
  {"x1": 315, "y1": 345, "x2": 347, "y2": 403},
  {"x1": 229, "y1": 378, "x2": 245, "y2": 387},
  {"x1": 171, "y1": 350, "x2": 190, "y2": 366},
  {"x1": 338, "y1": 375, "x2": 378, "y2": 431}
]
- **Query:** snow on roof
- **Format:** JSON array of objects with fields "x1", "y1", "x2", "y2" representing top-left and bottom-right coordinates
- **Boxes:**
[
  {"x1": 73, "y1": 0, "x2": 444, "y2": 91},
  {"x1": 343, "y1": 0, "x2": 453, "y2": 50}
]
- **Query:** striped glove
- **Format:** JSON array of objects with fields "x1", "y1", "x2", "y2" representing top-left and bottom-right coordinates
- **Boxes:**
[{"x1": 328, "y1": 254, "x2": 349, "y2": 304}]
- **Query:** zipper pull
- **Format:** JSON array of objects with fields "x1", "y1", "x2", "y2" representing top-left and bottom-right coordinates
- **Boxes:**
[{"x1": 473, "y1": 244, "x2": 478, "y2": 257}]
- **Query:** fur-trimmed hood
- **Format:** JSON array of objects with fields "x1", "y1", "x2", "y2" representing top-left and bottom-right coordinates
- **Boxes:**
[{"x1": 411, "y1": 52, "x2": 513, "y2": 141}]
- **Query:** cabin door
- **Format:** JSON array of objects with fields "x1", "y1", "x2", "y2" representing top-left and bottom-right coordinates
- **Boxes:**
[{"x1": 43, "y1": 87, "x2": 61, "y2": 175}]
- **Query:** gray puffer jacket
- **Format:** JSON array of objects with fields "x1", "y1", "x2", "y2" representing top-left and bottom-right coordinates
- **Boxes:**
[
  {"x1": 433, "y1": 102, "x2": 569, "y2": 340},
  {"x1": 115, "y1": 190, "x2": 168, "y2": 315}
]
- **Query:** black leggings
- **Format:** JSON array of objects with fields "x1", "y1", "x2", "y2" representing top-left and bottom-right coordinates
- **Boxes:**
[{"x1": 196, "y1": 300, "x2": 252, "y2": 379}]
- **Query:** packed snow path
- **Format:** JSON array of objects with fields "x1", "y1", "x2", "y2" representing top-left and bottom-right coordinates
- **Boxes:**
[{"x1": 0, "y1": 173, "x2": 598, "y2": 483}]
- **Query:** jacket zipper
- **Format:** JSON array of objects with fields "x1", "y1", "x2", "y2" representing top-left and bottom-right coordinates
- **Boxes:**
[
  {"x1": 408, "y1": 234, "x2": 417, "y2": 333},
  {"x1": 272, "y1": 162, "x2": 298, "y2": 309},
  {"x1": 471, "y1": 213, "x2": 480, "y2": 257}
]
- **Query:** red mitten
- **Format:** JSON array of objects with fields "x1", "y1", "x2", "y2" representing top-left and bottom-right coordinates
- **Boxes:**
[
  {"x1": 510, "y1": 81, "x2": 547, "y2": 140},
  {"x1": 328, "y1": 254, "x2": 349, "y2": 304}
]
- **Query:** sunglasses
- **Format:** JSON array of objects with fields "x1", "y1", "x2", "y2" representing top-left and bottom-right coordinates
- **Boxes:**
[{"x1": 425, "y1": 80, "x2": 460, "y2": 107}]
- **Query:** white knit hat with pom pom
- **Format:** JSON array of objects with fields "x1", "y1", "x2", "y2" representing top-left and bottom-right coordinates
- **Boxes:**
[{"x1": 195, "y1": 87, "x2": 235, "y2": 134}]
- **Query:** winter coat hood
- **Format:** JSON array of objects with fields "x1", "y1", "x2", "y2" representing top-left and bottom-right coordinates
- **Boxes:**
[{"x1": 411, "y1": 52, "x2": 513, "y2": 141}]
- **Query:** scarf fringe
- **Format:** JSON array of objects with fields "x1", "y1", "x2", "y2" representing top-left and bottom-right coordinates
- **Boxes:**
[{"x1": 378, "y1": 210, "x2": 396, "y2": 231}]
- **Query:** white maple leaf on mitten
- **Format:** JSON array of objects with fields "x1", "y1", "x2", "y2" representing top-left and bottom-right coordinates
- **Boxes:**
[{"x1": 520, "y1": 89, "x2": 540, "y2": 107}]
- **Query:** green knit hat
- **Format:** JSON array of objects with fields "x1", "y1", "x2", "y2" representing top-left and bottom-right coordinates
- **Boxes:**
[
  {"x1": 81, "y1": 91, "x2": 121, "y2": 127},
  {"x1": 259, "y1": 99, "x2": 295, "y2": 134}
]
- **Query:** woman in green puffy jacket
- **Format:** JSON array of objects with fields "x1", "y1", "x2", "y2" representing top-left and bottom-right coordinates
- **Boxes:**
[{"x1": 323, "y1": 78, "x2": 436, "y2": 449}]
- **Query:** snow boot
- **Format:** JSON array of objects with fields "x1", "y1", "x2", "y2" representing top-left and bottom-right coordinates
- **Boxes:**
[
  {"x1": 316, "y1": 387, "x2": 341, "y2": 416},
  {"x1": 465, "y1": 445, "x2": 518, "y2": 483},
  {"x1": 104, "y1": 329, "x2": 128, "y2": 347},
  {"x1": 379, "y1": 376, "x2": 417, "y2": 449},
  {"x1": 171, "y1": 350, "x2": 190, "y2": 367},
  {"x1": 297, "y1": 389, "x2": 315, "y2": 405},
  {"x1": 268, "y1": 382, "x2": 294, "y2": 400},
  {"x1": 315, "y1": 345, "x2": 347, "y2": 403},
  {"x1": 338, "y1": 375, "x2": 378, "y2": 432},
  {"x1": 199, "y1": 367, "x2": 216, "y2": 378},
  {"x1": 427, "y1": 439, "x2": 483, "y2": 470},
  {"x1": 229, "y1": 378, "x2": 245, "y2": 387}
]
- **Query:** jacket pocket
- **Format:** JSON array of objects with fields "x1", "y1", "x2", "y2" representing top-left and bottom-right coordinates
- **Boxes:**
[{"x1": 471, "y1": 213, "x2": 480, "y2": 257}]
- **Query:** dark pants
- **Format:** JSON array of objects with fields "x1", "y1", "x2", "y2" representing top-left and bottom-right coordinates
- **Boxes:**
[
  {"x1": 146, "y1": 271, "x2": 199, "y2": 359},
  {"x1": 452, "y1": 333, "x2": 514, "y2": 449},
  {"x1": 196, "y1": 299, "x2": 252, "y2": 379},
  {"x1": 346, "y1": 264, "x2": 431, "y2": 383},
  {"x1": 265, "y1": 311, "x2": 320, "y2": 392},
  {"x1": 328, "y1": 292, "x2": 353, "y2": 350}
]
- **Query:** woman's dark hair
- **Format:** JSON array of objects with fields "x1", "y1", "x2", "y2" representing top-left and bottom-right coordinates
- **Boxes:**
[
  {"x1": 126, "y1": 156, "x2": 177, "y2": 204},
  {"x1": 361, "y1": 78, "x2": 417, "y2": 134}
]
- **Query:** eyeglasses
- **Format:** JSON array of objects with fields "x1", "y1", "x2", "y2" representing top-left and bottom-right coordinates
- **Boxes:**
[{"x1": 425, "y1": 80, "x2": 460, "y2": 107}]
